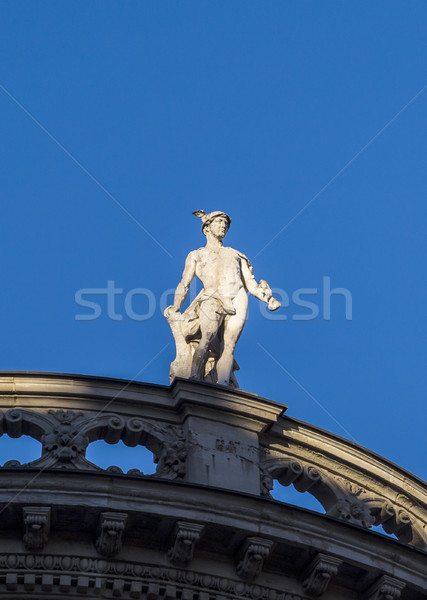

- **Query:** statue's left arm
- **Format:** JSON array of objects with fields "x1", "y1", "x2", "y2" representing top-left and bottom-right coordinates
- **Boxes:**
[{"x1": 240, "y1": 254, "x2": 281, "y2": 311}]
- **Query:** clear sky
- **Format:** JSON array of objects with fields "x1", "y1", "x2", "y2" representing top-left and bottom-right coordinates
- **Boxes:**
[{"x1": 0, "y1": 1, "x2": 426, "y2": 495}]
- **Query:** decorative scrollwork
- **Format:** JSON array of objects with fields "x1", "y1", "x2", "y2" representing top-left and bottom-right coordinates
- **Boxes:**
[
  {"x1": 154, "y1": 427, "x2": 187, "y2": 480},
  {"x1": 260, "y1": 451, "x2": 427, "y2": 551},
  {"x1": 22, "y1": 507, "x2": 51, "y2": 551},
  {"x1": 260, "y1": 466, "x2": 274, "y2": 496},
  {"x1": 3, "y1": 460, "x2": 22, "y2": 468},
  {"x1": 0, "y1": 409, "x2": 188, "y2": 479},
  {"x1": 83, "y1": 415, "x2": 187, "y2": 480},
  {"x1": 301, "y1": 553, "x2": 342, "y2": 597},
  {"x1": 236, "y1": 537, "x2": 274, "y2": 580},
  {"x1": 328, "y1": 485, "x2": 376, "y2": 529},
  {"x1": 167, "y1": 521, "x2": 204, "y2": 564},
  {"x1": 42, "y1": 410, "x2": 88, "y2": 463},
  {"x1": 5, "y1": 409, "x2": 23, "y2": 438},
  {"x1": 365, "y1": 575, "x2": 406, "y2": 600},
  {"x1": 95, "y1": 512, "x2": 127, "y2": 557}
]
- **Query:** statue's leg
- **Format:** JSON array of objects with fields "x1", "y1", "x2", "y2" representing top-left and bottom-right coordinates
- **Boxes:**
[
  {"x1": 216, "y1": 290, "x2": 248, "y2": 386},
  {"x1": 190, "y1": 299, "x2": 222, "y2": 380}
]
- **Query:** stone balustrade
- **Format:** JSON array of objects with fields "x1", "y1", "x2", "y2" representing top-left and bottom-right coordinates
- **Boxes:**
[{"x1": 0, "y1": 373, "x2": 425, "y2": 599}]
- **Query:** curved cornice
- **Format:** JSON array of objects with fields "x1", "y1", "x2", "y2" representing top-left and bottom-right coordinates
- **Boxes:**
[{"x1": 0, "y1": 472, "x2": 425, "y2": 597}]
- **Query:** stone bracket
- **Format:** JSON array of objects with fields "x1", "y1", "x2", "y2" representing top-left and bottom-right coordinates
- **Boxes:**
[
  {"x1": 302, "y1": 553, "x2": 342, "y2": 597},
  {"x1": 365, "y1": 575, "x2": 406, "y2": 600},
  {"x1": 22, "y1": 506, "x2": 51, "y2": 551},
  {"x1": 236, "y1": 536, "x2": 274, "y2": 580},
  {"x1": 167, "y1": 521, "x2": 205, "y2": 565},
  {"x1": 95, "y1": 512, "x2": 128, "y2": 557}
]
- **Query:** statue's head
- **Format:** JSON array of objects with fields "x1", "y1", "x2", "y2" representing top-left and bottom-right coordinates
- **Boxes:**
[{"x1": 193, "y1": 210, "x2": 231, "y2": 238}]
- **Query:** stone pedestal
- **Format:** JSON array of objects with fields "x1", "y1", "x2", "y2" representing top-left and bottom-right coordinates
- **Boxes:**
[{"x1": 171, "y1": 379, "x2": 286, "y2": 494}]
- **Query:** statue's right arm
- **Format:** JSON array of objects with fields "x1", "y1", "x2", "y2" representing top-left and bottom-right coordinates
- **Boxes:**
[{"x1": 171, "y1": 251, "x2": 197, "y2": 312}]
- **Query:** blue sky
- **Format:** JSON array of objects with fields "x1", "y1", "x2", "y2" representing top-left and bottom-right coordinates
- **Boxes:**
[{"x1": 0, "y1": 2, "x2": 426, "y2": 495}]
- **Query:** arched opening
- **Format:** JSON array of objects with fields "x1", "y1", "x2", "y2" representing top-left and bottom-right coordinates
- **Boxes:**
[
  {"x1": 270, "y1": 480, "x2": 324, "y2": 512},
  {"x1": 271, "y1": 481, "x2": 401, "y2": 541},
  {"x1": 370, "y1": 524, "x2": 398, "y2": 539},
  {"x1": 85, "y1": 440, "x2": 157, "y2": 475},
  {"x1": 0, "y1": 433, "x2": 42, "y2": 466}
]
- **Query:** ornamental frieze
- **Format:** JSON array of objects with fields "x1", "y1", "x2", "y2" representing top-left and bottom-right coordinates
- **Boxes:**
[{"x1": 0, "y1": 553, "x2": 306, "y2": 600}]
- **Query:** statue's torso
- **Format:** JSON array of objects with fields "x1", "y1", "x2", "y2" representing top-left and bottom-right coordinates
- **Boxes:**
[{"x1": 193, "y1": 246, "x2": 246, "y2": 299}]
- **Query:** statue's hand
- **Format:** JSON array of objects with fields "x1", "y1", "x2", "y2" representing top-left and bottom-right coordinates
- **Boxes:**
[
  {"x1": 164, "y1": 305, "x2": 181, "y2": 319},
  {"x1": 268, "y1": 297, "x2": 281, "y2": 311},
  {"x1": 258, "y1": 280, "x2": 272, "y2": 301}
]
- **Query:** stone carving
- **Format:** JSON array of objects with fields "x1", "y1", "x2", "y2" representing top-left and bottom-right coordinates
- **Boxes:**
[
  {"x1": 365, "y1": 575, "x2": 406, "y2": 600},
  {"x1": 22, "y1": 507, "x2": 51, "y2": 551},
  {"x1": 5, "y1": 409, "x2": 23, "y2": 438},
  {"x1": 236, "y1": 536, "x2": 274, "y2": 580},
  {"x1": 260, "y1": 455, "x2": 421, "y2": 547},
  {"x1": 0, "y1": 381, "x2": 425, "y2": 559},
  {"x1": 41, "y1": 410, "x2": 89, "y2": 467},
  {"x1": 104, "y1": 415, "x2": 125, "y2": 444},
  {"x1": 106, "y1": 465, "x2": 124, "y2": 473},
  {"x1": 3, "y1": 459, "x2": 22, "y2": 468},
  {"x1": 327, "y1": 481, "x2": 415, "y2": 540},
  {"x1": 394, "y1": 493, "x2": 419, "y2": 513},
  {"x1": 154, "y1": 429, "x2": 187, "y2": 479},
  {"x1": 328, "y1": 483, "x2": 376, "y2": 529},
  {"x1": 301, "y1": 553, "x2": 342, "y2": 597},
  {"x1": 260, "y1": 457, "x2": 320, "y2": 499},
  {"x1": 0, "y1": 552, "x2": 307, "y2": 600},
  {"x1": 127, "y1": 468, "x2": 144, "y2": 476},
  {"x1": 164, "y1": 210, "x2": 280, "y2": 387},
  {"x1": 260, "y1": 466, "x2": 275, "y2": 496},
  {"x1": 260, "y1": 457, "x2": 304, "y2": 494},
  {"x1": 0, "y1": 407, "x2": 189, "y2": 481},
  {"x1": 167, "y1": 521, "x2": 205, "y2": 564},
  {"x1": 294, "y1": 464, "x2": 321, "y2": 493},
  {"x1": 95, "y1": 512, "x2": 127, "y2": 556}
]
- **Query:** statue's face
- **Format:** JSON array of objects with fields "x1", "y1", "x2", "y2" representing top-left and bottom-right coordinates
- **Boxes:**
[{"x1": 206, "y1": 216, "x2": 229, "y2": 239}]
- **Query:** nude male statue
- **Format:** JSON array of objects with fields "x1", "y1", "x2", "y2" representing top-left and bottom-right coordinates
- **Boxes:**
[{"x1": 164, "y1": 210, "x2": 280, "y2": 387}]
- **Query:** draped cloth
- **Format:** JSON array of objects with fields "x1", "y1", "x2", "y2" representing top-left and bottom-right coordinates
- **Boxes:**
[{"x1": 165, "y1": 289, "x2": 239, "y2": 388}]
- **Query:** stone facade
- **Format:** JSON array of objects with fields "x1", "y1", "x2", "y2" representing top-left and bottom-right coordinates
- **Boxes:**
[{"x1": 0, "y1": 373, "x2": 425, "y2": 599}]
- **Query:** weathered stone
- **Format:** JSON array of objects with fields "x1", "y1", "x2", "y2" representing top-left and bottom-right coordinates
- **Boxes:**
[
  {"x1": 167, "y1": 521, "x2": 204, "y2": 564},
  {"x1": 95, "y1": 512, "x2": 127, "y2": 556},
  {"x1": 0, "y1": 374, "x2": 423, "y2": 600},
  {"x1": 365, "y1": 575, "x2": 406, "y2": 600},
  {"x1": 302, "y1": 553, "x2": 342, "y2": 597},
  {"x1": 22, "y1": 506, "x2": 51, "y2": 551},
  {"x1": 154, "y1": 430, "x2": 187, "y2": 479},
  {"x1": 236, "y1": 537, "x2": 274, "y2": 580},
  {"x1": 39, "y1": 409, "x2": 89, "y2": 469}
]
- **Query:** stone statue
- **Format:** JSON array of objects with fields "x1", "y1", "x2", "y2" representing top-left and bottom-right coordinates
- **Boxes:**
[{"x1": 164, "y1": 210, "x2": 280, "y2": 387}]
